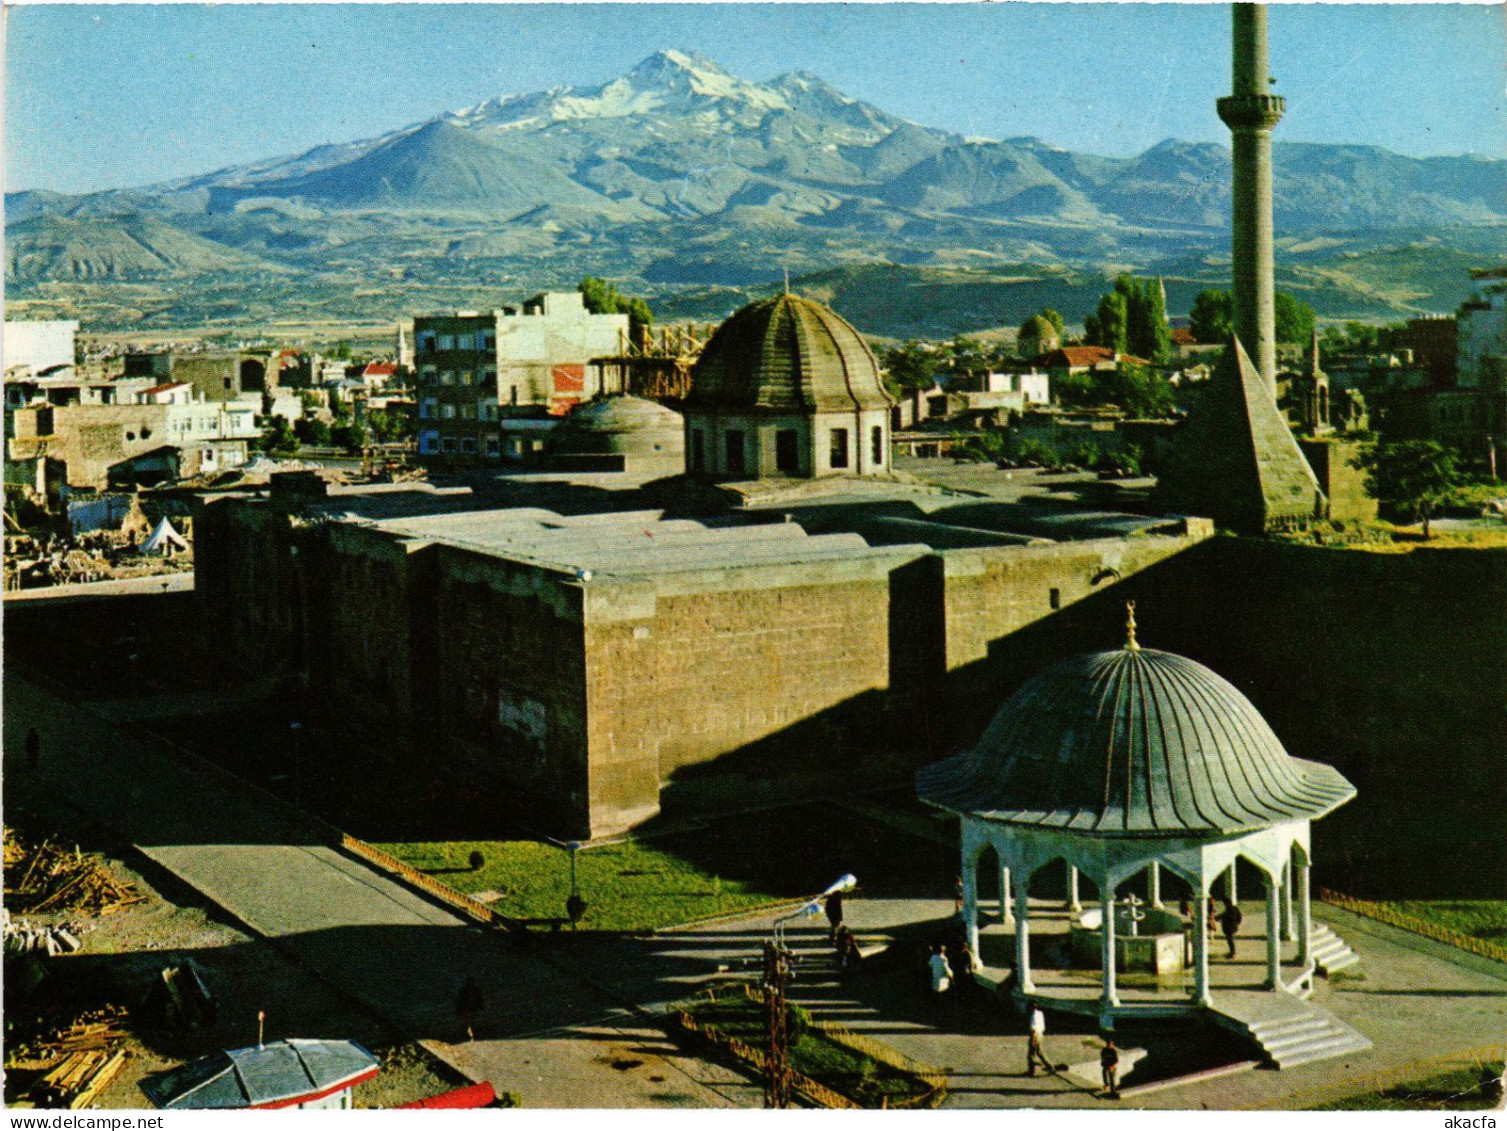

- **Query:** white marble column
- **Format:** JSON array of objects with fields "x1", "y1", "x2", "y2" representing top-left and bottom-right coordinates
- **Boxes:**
[
  {"x1": 1149, "y1": 861, "x2": 1163, "y2": 909},
  {"x1": 999, "y1": 860, "x2": 1014, "y2": 928},
  {"x1": 962, "y1": 857, "x2": 980, "y2": 959},
  {"x1": 1101, "y1": 889, "x2": 1120, "y2": 1008},
  {"x1": 1192, "y1": 891, "x2": 1211, "y2": 1006},
  {"x1": 1296, "y1": 858, "x2": 1313, "y2": 967},
  {"x1": 1264, "y1": 872, "x2": 1281, "y2": 990},
  {"x1": 1226, "y1": 861, "x2": 1239, "y2": 905},
  {"x1": 1282, "y1": 858, "x2": 1296, "y2": 942},
  {"x1": 1067, "y1": 865, "x2": 1082, "y2": 913},
  {"x1": 1015, "y1": 879, "x2": 1035, "y2": 993}
]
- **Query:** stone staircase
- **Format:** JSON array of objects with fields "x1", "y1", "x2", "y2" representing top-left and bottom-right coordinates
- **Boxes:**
[
  {"x1": 1242, "y1": 1005, "x2": 1374, "y2": 1069},
  {"x1": 1310, "y1": 923, "x2": 1361, "y2": 977}
]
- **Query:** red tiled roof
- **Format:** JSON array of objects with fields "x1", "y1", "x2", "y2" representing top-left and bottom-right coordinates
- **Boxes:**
[
  {"x1": 142, "y1": 382, "x2": 189, "y2": 396},
  {"x1": 1171, "y1": 328, "x2": 1197, "y2": 345},
  {"x1": 363, "y1": 362, "x2": 398, "y2": 376}
]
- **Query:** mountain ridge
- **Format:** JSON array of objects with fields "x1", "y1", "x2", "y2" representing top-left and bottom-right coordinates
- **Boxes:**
[{"x1": 7, "y1": 49, "x2": 1503, "y2": 329}]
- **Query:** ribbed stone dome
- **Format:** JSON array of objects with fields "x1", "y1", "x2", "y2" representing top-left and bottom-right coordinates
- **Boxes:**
[
  {"x1": 552, "y1": 395, "x2": 683, "y2": 459},
  {"x1": 916, "y1": 647, "x2": 1355, "y2": 836},
  {"x1": 686, "y1": 294, "x2": 893, "y2": 414}
]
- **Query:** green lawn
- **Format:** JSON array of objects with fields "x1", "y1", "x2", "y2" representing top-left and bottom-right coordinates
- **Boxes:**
[
  {"x1": 371, "y1": 837, "x2": 783, "y2": 932},
  {"x1": 1314, "y1": 1063, "x2": 1504, "y2": 1111},
  {"x1": 1377, "y1": 901, "x2": 1507, "y2": 946},
  {"x1": 375, "y1": 797, "x2": 955, "y2": 933},
  {"x1": 684, "y1": 992, "x2": 936, "y2": 1108}
]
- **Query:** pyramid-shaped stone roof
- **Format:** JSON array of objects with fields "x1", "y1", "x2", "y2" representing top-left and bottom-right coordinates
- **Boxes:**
[{"x1": 1158, "y1": 336, "x2": 1324, "y2": 533}]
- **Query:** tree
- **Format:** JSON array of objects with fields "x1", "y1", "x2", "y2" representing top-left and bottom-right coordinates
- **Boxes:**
[
  {"x1": 257, "y1": 415, "x2": 298, "y2": 456},
  {"x1": 1190, "y1": 289, "x2": 1233, "y2": 344},
  {"x1": 1188, "y1": 287, "x2": 1315, "y2": 345},
  {"x1": 1101, "y1": 364, "x2": 1177, "y2": 419},
  {"x1": 1274, "y1": 291, "x2": 1317, "y2": 345},
  {"x1": 1086, "y1": 290, "x2": 1129, "y2": 355},
  {"x1": 579, "y1": 276, "x2": 653, "y2": 343},
  {"x1": 295, "y1": 417, "x2": 331, "y2": 448},
  {"x1": 1085, "y1": 276, "x2": 1169, "y2": 362},
  {"x1": 1355, "y1": 440, "x2": 1460, "y2": 539},
  {"x1": 1040, "y1": 308, "x2": 1065, "y2": 338},
  {"x1": 881, "y1": 342, "x2": 940, "y2": 396}
]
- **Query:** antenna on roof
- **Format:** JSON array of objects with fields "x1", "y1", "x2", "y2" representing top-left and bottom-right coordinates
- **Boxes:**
[
  {"x1": 1124, "y1": 601, "x2": 1140, "y2": 652},
  {"x1": 257, "y1": 1010, "x2": 266, "y2": 1048}
]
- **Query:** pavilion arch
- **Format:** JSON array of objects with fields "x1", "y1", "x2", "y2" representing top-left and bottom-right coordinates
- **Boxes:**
[{"x1": 918, "y1": 624, "x2": 1354, "y2": 1029}]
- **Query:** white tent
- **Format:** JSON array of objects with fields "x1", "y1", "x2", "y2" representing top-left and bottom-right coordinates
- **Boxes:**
[{"x1": 142, "y1": 517, "x2": 189, "y2": 556}]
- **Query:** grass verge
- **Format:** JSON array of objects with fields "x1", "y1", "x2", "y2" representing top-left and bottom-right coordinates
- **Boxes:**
[
  {"x1": 1375, "y1": 900, "x2": 1507, "y2": 946},
  {"x1": 682, "y1": 990, "x2": 937, "y2": 1109},
  {"x1": 1313, "y1": 1063, "x2": 1504, "y2": 1111}
]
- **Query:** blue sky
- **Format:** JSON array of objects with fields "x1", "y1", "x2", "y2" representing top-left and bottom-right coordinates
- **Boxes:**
[{"x1": 5, "y1": 3, "x2": 1502, "y2": 195}]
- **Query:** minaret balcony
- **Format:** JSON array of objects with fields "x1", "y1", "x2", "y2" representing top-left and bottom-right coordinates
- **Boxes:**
[{"x1": 1217, "y1": 93, "x2": 1286, "y2": 130}]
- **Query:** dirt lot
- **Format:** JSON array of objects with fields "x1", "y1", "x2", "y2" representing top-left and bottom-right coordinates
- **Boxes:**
[{"x1": 3, "y1": 793, "x2": 465, "y2": 1109}]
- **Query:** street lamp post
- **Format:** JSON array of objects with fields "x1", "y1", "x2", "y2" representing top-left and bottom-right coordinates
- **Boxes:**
[{"x1": 763, "y1": 874, "x2": 857, "y2": 1108}]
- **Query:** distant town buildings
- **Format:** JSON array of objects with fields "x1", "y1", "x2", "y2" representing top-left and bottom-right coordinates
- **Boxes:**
[{"x1": 412, "y1": 292, "x2": 628, "y2": 461}]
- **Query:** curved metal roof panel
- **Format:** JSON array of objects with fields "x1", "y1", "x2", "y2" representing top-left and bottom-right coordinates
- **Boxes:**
[{"x1": 916, "y1": 647, "x2": 1355, "y2": 837}]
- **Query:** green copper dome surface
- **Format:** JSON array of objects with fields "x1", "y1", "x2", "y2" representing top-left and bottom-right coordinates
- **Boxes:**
[
  {"x1": 916, "y1": 647, "x2": 1355, "y2": 836},
  {"x1": 686, "y1": 294, "x2": 893, "y2": 414}
]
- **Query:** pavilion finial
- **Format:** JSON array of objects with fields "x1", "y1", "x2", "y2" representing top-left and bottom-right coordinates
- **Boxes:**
[{"x1": 1124, "y1": 601, "x2": 1140, "y2": 652}]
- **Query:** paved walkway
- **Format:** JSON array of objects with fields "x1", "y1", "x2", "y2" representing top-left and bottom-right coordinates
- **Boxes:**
[
  {"x1": 555, "y1": 894, "x2": 1507, "y2": 1110},
  {"x1": 2, "y1": 675, "x2": 753, "y2": 1109}
]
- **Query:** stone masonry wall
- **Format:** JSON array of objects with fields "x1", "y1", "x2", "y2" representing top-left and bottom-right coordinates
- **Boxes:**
[{"x1": 581, "y1": 564, "x2": 901, "y2": 835}]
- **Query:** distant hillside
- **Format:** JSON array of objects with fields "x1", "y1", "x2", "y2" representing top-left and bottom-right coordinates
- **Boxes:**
[
  {"x1": 6, "y1": 212, "x2": 285, "y2": 281},
  {"x1": 7, "y1": 49, "x2": 1504, "y2": 328}
]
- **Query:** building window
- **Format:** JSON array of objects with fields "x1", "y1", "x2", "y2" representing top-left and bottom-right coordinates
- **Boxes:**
[
  {"x1": 223, "y1": 378, "x2": 233, "y2": 390},
  {"x1": 775, "y1": 429, "x2": 799, "y2": 473},
  {"x1": 438, "y1": 334, "x2": 455, "y2": 351},
  {"x1": 462, "y1": 437, "x2": 477, "y2": 453},
  {"x1": 417, "y1": 332, "x2": 437, "y2": 353},
  {"x1": 1050, "y1": 588, "x2": 1061, "y2": 610},
  {"x1": 830, "y1": 428, "x2": 849, "y2": 469},
  {"x1": 441, "y1": 404, "x2": 456, "y2": 419},
  {"x1": 509, "y1": 387, "x2": 519, "y2": 406},
  {"x1": 441, "y1": 371, "x2": 454, "y2": 386},
  {"x1": 461, "y1": 404, "x2": 476, "y2": 420},
  {"x1": 691, "y1": 429, "x2": 706, "y2": 472},
  {"x1": 486, "y1": 438, "x2": 500, "y2": 454},
  {"x1": 441, "y1": 437, "x2": 456, "y2": 453},
  {"x1": 871, "y1": 425, "x2": 884, "y2": 466},
  {"x1": 456, "y1": 333, "x2": 474, "y2": 351},
  {"x1": 419, "y1": 432, "x2": 438, "y2": 454},
  {"x1": 419, "y1": 366, "x2": 437, "y2": 384},
  {"x1": 725, "y1": 430, "x2": 746, "y2": 476},
  {"x1": 480, "y1": 331, "x2": 496, "y2": 350}
]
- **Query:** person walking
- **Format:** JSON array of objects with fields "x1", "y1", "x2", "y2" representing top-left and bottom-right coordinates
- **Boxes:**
[
  {"x1": 1026, "y1": 1007, "x2": 1050, "y2": 1077},
  {"x1": 455, "y1": 975, "x2": 485, "y2": 1041},
  {"x1": 1218, "y1": 899, "x2": 1244, "y2": 960},
  {"x1": 825, "y1": 890, "x2": 845, "y2": 940},
  {"x1": 24, "y1": 728, "x2": 40, "y2": 770},
  {"x1": 1100, "y1": 1037, "x2": 1121, "y2": 1099},
  {"x1": 928, "y1": 944, "x2": 953, "y2": 997}
]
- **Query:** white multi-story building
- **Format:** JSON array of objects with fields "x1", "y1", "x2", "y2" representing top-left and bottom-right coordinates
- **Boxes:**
[
  {"x1": 413, "y1": 293, "x2": 629, "y2": 460},
  {"x1": 1457, "y1": 272, "x2": 1507, "y2": 389}
]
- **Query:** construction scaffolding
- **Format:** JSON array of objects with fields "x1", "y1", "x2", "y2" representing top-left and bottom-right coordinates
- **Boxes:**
[{"x1": 592, "y1": 324, "x2": 708, "y2": 404}]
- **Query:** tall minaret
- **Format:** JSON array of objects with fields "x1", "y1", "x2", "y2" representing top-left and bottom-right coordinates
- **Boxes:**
[{"x1": 1217, "y1": 3, "x2": 1285, "y2": 391}]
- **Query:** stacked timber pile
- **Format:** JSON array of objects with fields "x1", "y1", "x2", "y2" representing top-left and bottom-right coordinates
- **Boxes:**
[
  {"x1": 3, "y1": 830, "x2": 145, "y2": 916},
  {"x1": 10, "y1": 1007, "x2": 131, "y2": 1109}
]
